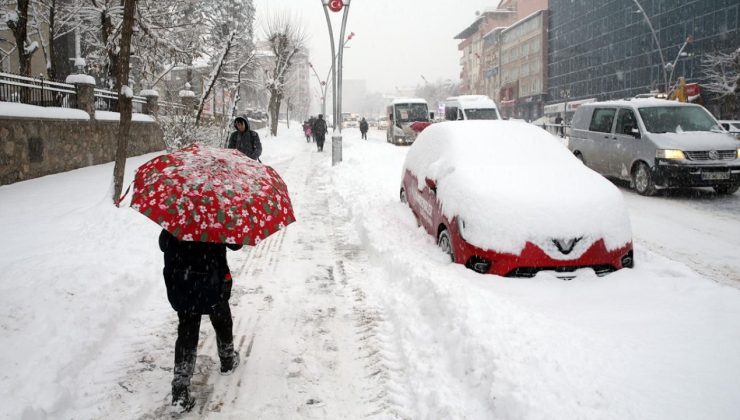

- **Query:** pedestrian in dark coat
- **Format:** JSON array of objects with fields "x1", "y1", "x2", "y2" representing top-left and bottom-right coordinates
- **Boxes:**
[
  {"x1": 312, "y1": 114, "x2": 328, "y2": 152},
  {"x1": 159, "y1": 229, "x2": 243, "y2": 413},
  {"x1": 359, "y1": 117, "x2": 369, "y2": 140},
  {"x1": 308, "y1": 116, "x2": 317, "y2": 142},
  {"x1": 227, "y1": 114, "x2": 262, "y2": 161},
  {"x1": 555, "y1": 114, "x2": 564, "y2": 137}
]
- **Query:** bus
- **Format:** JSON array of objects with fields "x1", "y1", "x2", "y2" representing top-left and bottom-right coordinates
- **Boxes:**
[{"x1": 386, "y1": 98, "x2": 431, "y2": 145}]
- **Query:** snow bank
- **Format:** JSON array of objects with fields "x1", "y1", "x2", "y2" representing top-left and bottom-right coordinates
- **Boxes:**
[
  {"x1": 139, "y1": 89, "x2": 159, "y2": 97},
  {"x1": 95, "y1": 111, "x2": 156, "y2": 122},
  {"x1": 0, "y1": 102, "x2": 89, "y2": 120},
  {"x1": 403, "y1": 120, "x2": 632, "y2": 255}
]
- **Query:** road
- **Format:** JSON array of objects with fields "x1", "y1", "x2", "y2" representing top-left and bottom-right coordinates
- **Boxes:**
[{"x1": 619, "y1": 184, "x2": 740, "y2": 287}]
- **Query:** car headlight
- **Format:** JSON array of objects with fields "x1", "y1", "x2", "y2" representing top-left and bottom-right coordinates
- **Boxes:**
[
  {"x1": 737, "y1": 148, "x2": 740, "y2": 158},
  {"x1": 656, "y1": 149, "x2": 686, "y2": 159}
]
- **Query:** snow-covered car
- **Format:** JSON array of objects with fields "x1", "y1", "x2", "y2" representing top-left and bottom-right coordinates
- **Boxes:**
[{"x1": 400, "y1": 120, "x2": 635, "y2": 277}]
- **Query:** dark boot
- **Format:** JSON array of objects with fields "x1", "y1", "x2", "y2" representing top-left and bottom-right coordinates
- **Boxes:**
[
  {"x1": 220, "y1": 351, "x2": 240, "y2": 375},
  {"x1": 171, "y1": 384, "x2": 195, "y2": 413}
]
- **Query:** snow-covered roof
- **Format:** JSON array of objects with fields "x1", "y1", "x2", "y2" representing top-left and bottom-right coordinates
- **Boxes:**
[
  {"x1": 391, "y1": 98, "x2": 427, "y2": 105},
  {"x1": 445, "y1": 95, "x2": 497, "y2": 108},
  {"x1": 403, "y1": 120, "x2": 632, "y2": 256}
]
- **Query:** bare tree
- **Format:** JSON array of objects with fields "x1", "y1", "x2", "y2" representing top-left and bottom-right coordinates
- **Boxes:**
[
  {"x1": 263, "y1": 12, "x2": 306, "y2": 136},
  {"x1": 111, "y1": 0, "x2": 136, "y2": 204},
  {"x1": 4, "y1": 0, "x2": 38, "y2": 76},
  {"x1": 701, "y1": 48, "x2": 740, "y2": 118}
]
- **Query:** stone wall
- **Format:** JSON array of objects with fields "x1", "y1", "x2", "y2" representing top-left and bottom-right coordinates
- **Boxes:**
[{"x1": 0, "y1": 117, "x2": 164, "y2": 186}]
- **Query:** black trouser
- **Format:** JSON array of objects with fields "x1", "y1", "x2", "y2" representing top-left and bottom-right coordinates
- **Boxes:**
[
  {"x1": 316, "y1": 134, "x2": 325, "y2": 151},
  {"x1": 172, "y1": 301, "x2": 234, "y2": 389},
  {"x1": 361, "y1": 131, "x2": 367, "y2": 140}
]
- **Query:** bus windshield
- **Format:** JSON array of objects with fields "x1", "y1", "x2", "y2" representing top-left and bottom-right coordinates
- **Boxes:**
[
  {"x1": 465, "y1": 108, "x2": 499, "y2": 120},
  {"x1": 395, "y1": 103, "x2": 429, "y2": 123}
]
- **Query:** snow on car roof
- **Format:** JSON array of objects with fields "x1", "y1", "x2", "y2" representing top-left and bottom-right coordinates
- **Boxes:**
[
  {"x1": 403, "y1": 120, "x2": 632, "y2": 255},
  {"x1": 391, "y1": 98, "x2": 427, "y2": 105},
  {"x1": 583, "y1": 98, "x2": 701, "y2": 108}
]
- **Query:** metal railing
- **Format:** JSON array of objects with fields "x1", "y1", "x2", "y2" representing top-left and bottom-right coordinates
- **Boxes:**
[
  {"x1": 93, "y1": 88, "x2": 146, "y2": 113},
  {"x1": 0, "y1": 72, "x2": 77, "y2": 108}
]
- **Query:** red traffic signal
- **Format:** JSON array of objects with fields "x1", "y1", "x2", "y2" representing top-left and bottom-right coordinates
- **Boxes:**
[{"x1": 328, "y1": 0, "x2": 343, "y2": 12}]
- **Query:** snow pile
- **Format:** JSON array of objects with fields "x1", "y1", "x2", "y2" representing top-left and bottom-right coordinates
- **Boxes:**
[
  {"x1": 403, "y1": 120, "x2": 632, "y2": 254},
  {"x1": 0, "y1": 102, "x2": 89, "y2": 120},
  {"x1": 139, "y1": 89, "x2": 159, "y2": 97},
  {"x1": 74, "y1": 57, "x2": 86, "y2": 68},
  {"x1": 121, "y1": 85, "x2": 134, "y2": 98},
  {"x1": 95, "y1": 111, "x2": 156, "y2": 122},
  {"x1": 178, "y1": 90, "x2": 195, "y2": 98},
  {"x1": 65, "y1": 74, "x2": 96, "y2": 85}
]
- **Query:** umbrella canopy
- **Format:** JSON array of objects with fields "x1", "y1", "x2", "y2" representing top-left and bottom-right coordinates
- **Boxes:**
[{"x1": 131, "y1": 144, "x2": 295, "y2": 245}]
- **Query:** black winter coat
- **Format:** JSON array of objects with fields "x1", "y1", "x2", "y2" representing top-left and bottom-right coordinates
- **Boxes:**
[
  {"x1": 312, "y1": 118, "x2": 327, "y2": 137},
  {"x1": 159, "y1": 230, "x2": 242, "y2": 314},
  {"x1": 227, "y1": 115, "x2": 262, "y2": 161}
]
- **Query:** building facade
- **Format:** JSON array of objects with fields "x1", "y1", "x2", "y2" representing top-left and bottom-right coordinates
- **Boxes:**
[
  {"x1": 455, "y1": 0, "x2": 550, "y2": 118},
  {"x1": 546, "y1": 0, "x2": 740, "y2": 119}
]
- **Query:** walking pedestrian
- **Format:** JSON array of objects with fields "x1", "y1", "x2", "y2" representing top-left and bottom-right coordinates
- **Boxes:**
[
  {"x1": 312, "y1": 114, "x2": 328, "y2": 152},
  {"x1": 555, "y1": 114, "x2": 564, "y2": 138},
  {"x1": 308, "y1": 115, "x2": 317, "y2": 142},
  {"x1": 227, "y1": 115, "x2": 262, "y2": 161},
  {"x1": 303, "y1": 120, "x2": 312, "y2": 143},
  {"x1": 159, "y1": 229, "x2": 243, "y2": 413},
  {"x1": 359, "y1": 117, "x2": 369, "y2": 140}
]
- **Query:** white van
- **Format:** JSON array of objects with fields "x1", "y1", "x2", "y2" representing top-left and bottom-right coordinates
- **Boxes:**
[
  {"x1": 568, "y1": 99, "x2": 740, "y2": 195},
  {"x1": 444, "y1": 95, "x2": 501, "y2": 121}
]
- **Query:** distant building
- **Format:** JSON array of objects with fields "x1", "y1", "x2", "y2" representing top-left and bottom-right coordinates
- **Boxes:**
[{"x1": 455, "y1": 0, "x2": 549, "y2": 119}]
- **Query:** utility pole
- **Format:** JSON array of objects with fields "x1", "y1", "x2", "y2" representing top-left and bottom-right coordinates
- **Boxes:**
[{"x1": 321, "y1": 0, "x2": 352, "y2": 166}]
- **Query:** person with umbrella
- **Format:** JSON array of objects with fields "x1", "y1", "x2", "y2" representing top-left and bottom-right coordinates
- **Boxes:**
[
  {"x1": 227, "y1": 115, "x2": 262, "y2": 161},
  {"x1": 160, "y1": 229, "x2": 241, "y2": 412},
  {"x1": 128, "y1": 145, "x2": 296, "y2": 413}
]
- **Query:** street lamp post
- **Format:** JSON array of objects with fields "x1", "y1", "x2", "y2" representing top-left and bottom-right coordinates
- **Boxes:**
[
  {"x1": 309, "y1": 32, "x2": 355, "y2": 121},
  {"x1": 631, "y1": 0, "x2": 669, "y2": 92},
  {"x1": 321, "y1": 0, "x2": 352, "y2": 166},
  {"x1": 665, "y1": 35, "x2": 693, "y2": 92}
]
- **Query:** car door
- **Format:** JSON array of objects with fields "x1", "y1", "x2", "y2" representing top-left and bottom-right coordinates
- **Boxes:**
[
  {"x1": 609, "y1": 108, "x2": 641, "y2": 179},
  {"x1": 586, "y1": 107, "x2": 618, "y2": 174}
]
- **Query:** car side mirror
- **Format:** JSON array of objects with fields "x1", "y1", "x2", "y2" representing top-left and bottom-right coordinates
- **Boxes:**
[
  {"x1": 630, "y1": 127, "x2": 641, "y2": 138},
  {"x1": 425, "y1": 178, "x2": 437, "y2": 193},
  {"x1": 429, "y1": 112, "x2": 435, "y2": 120}
]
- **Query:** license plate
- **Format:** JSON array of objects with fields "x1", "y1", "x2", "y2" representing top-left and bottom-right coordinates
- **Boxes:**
[{"x1": 701, "y1": 171, "x2": 730, "y2": 180}]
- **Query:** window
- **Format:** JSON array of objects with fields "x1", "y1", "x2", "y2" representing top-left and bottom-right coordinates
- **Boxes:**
[
  {"x1": 589, "y1": 108, "x2": 617, "y2": 133},
  {"x1": 615, "y1": 109, "x2": 637, "y2": 135}
]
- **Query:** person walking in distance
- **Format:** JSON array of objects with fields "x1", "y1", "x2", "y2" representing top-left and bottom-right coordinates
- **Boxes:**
[
  {"x1": 302, "y1": 120, "x2": 312, "y2": 143},
  {"x1": 359, "y1": 117, "x2": 369, "y2": 140},
  {"x1": 159, "y1": 230, "x2": 242, "y2": 413},
  {"x1": 312, "y1": 114, "x2": 328, "y2": 152},
  {"x1": 227, "y1": 115, "x2": 262, "y2": 161}
]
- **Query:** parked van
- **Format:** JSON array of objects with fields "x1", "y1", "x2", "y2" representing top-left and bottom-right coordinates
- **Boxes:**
[
  {"x1": 386, "y1": 98, "x2": 432, "y2": 145},
  {"x1": 443, "y1": 95, "x2": 501, "y2": 121},
  {"x1": 568, "y1": 99, "x2": 740, "y2": 195}
]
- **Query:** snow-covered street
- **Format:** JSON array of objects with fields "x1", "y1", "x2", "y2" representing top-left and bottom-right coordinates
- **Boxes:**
[{"x1": 2, "y1": 125, "x2": 740, "y2": 420}]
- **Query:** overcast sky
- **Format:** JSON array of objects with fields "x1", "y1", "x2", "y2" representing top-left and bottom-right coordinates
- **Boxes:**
[{"x1": 254, "y1": 0, "x2": 499, "y2": 95}]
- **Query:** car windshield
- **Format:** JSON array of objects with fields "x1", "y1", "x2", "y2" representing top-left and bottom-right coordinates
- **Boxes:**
[
  {"x1": 395, "y1": 103, "x2": 429, "y2": 123},
  {"x1": 464, "y1": 108, "x2": 499, "y2": 120},
  {"x1": 638, "y1": 106, "x2": 721, "y2": 133}
]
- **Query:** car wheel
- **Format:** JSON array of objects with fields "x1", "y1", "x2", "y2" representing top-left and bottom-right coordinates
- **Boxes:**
[
  {"x1": 574, "y1": 152, "x2": 585, "y2": 164},
  {"x1": 714, "y1": 184, "x2": 739, "y2": 195},
  {"x1": 632, "y1": 162, "x2": 657, "y2": 196},
  {"x1": 437, "y1": 229, "x2": 455, "y2": 262}
]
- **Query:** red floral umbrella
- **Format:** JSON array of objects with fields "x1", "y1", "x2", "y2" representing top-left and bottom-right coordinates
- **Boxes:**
[{"x1": 130, "y1": 144, "x2": 295, "y2": 245}]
